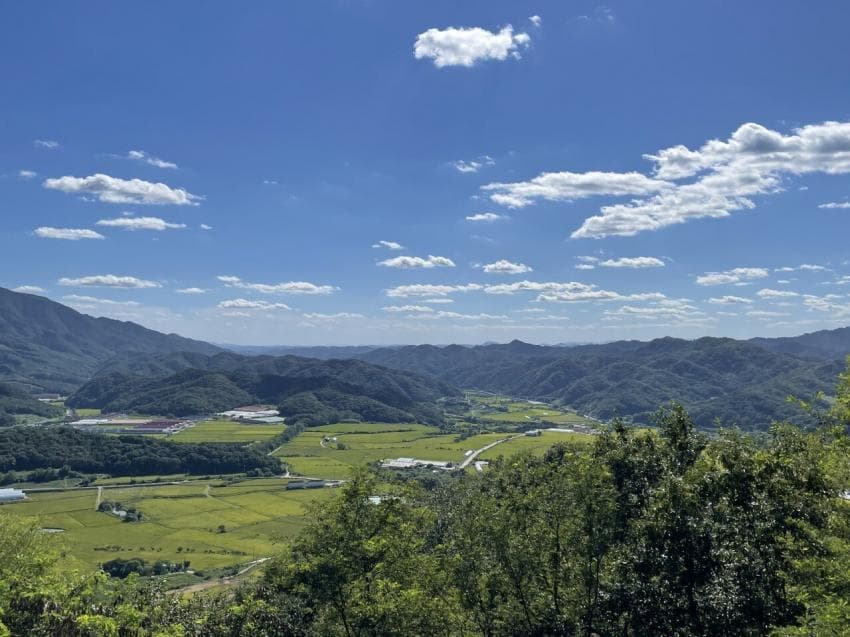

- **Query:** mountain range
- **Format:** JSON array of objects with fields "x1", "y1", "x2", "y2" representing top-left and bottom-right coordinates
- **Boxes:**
[{"x1": 3, "y1": 287, "x2": 850, "y2": 429}]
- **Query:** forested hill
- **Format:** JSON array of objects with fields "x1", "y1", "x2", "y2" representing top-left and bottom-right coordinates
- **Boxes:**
[
  {"x1": 358, "y1": 336, "x2": 846, "y2": 429},
  {"x1": 0, "y1": 287, "x2": 221, "y2": 393},
  {"x1": 68, "y1": 353, "x2": 457, "y2": 424}
]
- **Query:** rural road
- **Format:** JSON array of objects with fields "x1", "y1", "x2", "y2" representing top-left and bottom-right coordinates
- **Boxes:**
[
  {"x1": 458, "y1": 435, "x2": 520, "y2": 470},
  {"x1": 174, "y1": 557, "x2": 271, "y2": 596},
  {"x1": 94, "y1": 486, "x2": 103, "y2": 509}
]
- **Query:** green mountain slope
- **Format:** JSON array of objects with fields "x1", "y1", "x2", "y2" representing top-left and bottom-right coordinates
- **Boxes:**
[
  {"x1": 68, "y1": 353, "x2": 458, "y2": 424},
  {"x1": 0, "y1": 287, "x2": 222, "y2": 393},
  {"x1": 358, "y1": 337, "x2": 844, "y2": 429}
]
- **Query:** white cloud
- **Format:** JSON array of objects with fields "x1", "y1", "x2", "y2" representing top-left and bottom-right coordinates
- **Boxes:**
[
  {"x1": 598, "y1": 256, "x2": 665, "y2": 269},
  {"x1": 34, "y1": 227, "x2": 105, "y2": 241},
  {"x1": 695, "y1": 267, "x2": 769, "y2": 286},
  {"x1": 483, "y1": 171, "x2": 668, "y2": 208},
  {"x1": 529, "y1": 15, "x2": 543, "y2": 27},
  {"x1": 372, "y1": 240, "x2": 404, "y2": 250},
  {"x1": 218, "y1": 275, "x2": 337, "y2": 295},
  {"x1": 572, "y1": 121, "x2": 850, "y2": 238},
  {"x1": 33, "y1": 140, "x2": 59, "y2": 149},
  {"x1": 12, "y1": 285, "x2": 44, "y2": 294},
  {"x1": 200, "y1": 224, "x2": 213, "y2": 230},
  {"x1": 176, "y1": 287, "x2": 208, "y2": 294},
  {"x1": 127, "y1": 150, "x2": 177, "y2": 169},
  {"x1": 302, "y1": 312, "x2": 365, "y2": 320},
  {"x1": 747, "y1": 310, "x2": 790, "y2": 318},
  {"x1": 58, "y1": 274, "x2": 161, "y2": 289},
  {"x1": 18, "y1": 170, "x2": 37, "y2": 179},
  {"x1": 708, "y1": 295, "x2": 752, "y2": 305},
  {"x1": 481, "y1": 259, "x2": 533, "y2": 274},
  {"x1": 465, "y1": 212, "x2": 508, "y2": 222},
  {"x1": 378, "y1": 255, "x2": 456, "y2": 269},
  {"x1": 575, "y1": 264, "x2": 596, "y2": 271},
  {"x1": 757, "y1": 288, "x2": 800, "y2": 299},
  {"x1": 385, "y1": 283, "x2": 483, "y2": 298},
  {"x1": 382, "y1": 305, "x2": 435, "y2": 313},
  {"x1": 63, "y1": 294, "x2": 139, "y2": 307},
  {"x1": 452, "y1": 156, "x2": 495, "y2": 173},
  {"x1": 774, "y1": 264, "x2": 828, "y2": 272},
  {"x1": 218, "y1": 298, "x2": 291, "y2": 310},
  {"x1": 43, "y1": 173, "x2": 201, "y2": 205},
  {"x1": 96, "y1": 216, "x2": 186, "y2": 231},
  {"x1": 414, "y1": 25, "x2": 531, "y2": 68},
  {"x1": 421, "y1": 298, "x2": 454, "y2": 304},
  {"x1": 818, "y1": 201, "x2": 850, "y2": 209},
  {"x1": 413, "y1": 311, "x2": 508, "y2": 321}
]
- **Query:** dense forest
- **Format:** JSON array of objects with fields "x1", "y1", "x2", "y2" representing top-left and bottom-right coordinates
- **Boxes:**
[
  {"x1": 0, "y1": 383, "x2": 62, "y2": 426},
  {"x1": 68, "y1": 354, "x2": 455, "y2": 424},
  {"x1": 358, "y1": 336, "x2": 846, "y2": 429},
  {"x1": 1, "y1": 364, "x2": 849, "y2": 636},
  {"x1": 0, "y1": 427, "x2": 280, "y2": 476}
]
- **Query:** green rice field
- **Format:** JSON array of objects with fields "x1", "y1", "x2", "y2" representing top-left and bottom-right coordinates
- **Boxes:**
[
  {"x1": 171, "y1": 420, "x2": 286, "y2": 443},
  {"x1": 9, "y1": 478, "x2": 333, "y2": 572}
]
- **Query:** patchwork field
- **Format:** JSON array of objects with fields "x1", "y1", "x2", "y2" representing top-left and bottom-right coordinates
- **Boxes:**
[
  {"x1": 172, "y1": 420, "x2": 286, "y2": 443},
  {"x1": 9, "y1": 478, "x2": 333, "y2": 572},
  {"x1": 465, "y1": 393, "x2": 597, "y2": 426},
  {"x1": 478, "y1": 429, "x2": 594, "y2": 460}
]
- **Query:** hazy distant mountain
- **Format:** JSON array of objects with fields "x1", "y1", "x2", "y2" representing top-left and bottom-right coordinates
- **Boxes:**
[
  {"x1": 750, "y1": 326, "x2": 850, "y2": 360},
  {"x1": 69, "y1": 352, "x2": 457, "y2": 424},
  {"x1": 222, "y1": 344, "x2": 380, "y2": 359},
  {"x1": 0, "y1": 287, "x2": 221, "y2": 393},
  {"x1": 358, "y1": 337, "x2": 843, "y2": 429}
]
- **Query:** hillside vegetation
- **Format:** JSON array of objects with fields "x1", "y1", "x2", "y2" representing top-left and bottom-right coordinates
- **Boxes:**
[
  {"x1": 68, "y1": 353, "x2": 457, "y2": 424},
  {"x1": 0, "y1": 287, "x2": 220, "y2": 394},
  {"x1": 359, "y1": 337, "x2": 846, "y2": 429},
  {"x1": 0, "y1": 383, "x2": 62, "y2": 426}
]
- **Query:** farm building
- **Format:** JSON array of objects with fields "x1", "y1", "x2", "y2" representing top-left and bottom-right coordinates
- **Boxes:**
[
  {"x1": 217, "y1": 406, "x2": 280, "y2": 420},
  {"x1": 0, "y1": 488, "x2": 25, "y2": 502},
  {"x1": 381, "y1": 457, "x2": 452, "y2": 470}
]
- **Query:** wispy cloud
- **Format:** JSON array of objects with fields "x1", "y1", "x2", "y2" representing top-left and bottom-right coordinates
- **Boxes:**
[
  {"x1": 58, "y1": 274, "x2": 161, "y2": 289},
  {"x1": 34, "y1": 227, "x2": 105, "y2": 241},
  {"x1": 598, "y1": 256, "x2": 665, "y2": 269},
  {"x1": 218, "y1": 275, "x2": 337, "y2": 295},
  {"x1": 218, "y1": 298, "x2": 291, "y2": 310},
  {"x1": 96, "y1": 216, "x2": 186, "y2": 231},
  {"x1": 695, "y1": 267, "x2": 769, "y2": 286},
  {"x1": 18, "y1": 170, "x2": 37, "y2": 179},
  {"x1": 12, "y1": 285, "x2": 45, "y2": 294},
  {"x1": 176, "y1": 287, "x2": 208, "y2": 295},
  {"x1": 465, "y1": 212, "x2": 509, "y2": 222},
  {"x1": 33, "y1": 140, "x2": 59, "y2": 149},
  {"x1": 372, "y1": 240, "x2": 404, "y2": 250},
  {"x1": 818, "y1": 201, "x2": 850, "y2": 209},
  {"x1": 127, "y1": 150, "x2": 177, "y2": 169},
  {"x1": 452, "y1": 156, "x2": 495, "y2": 173}
]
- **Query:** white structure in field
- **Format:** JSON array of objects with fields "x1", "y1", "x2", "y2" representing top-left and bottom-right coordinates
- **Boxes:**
[
  {"x1": 381, "y1": 457, "x2": 451, "y2": 470},
  {"x1": 217, "y1": 405, "x2": 280, "y2": 420},
  {"x1": 0, "y1": 488, "x2": 25, "y2": 502}
]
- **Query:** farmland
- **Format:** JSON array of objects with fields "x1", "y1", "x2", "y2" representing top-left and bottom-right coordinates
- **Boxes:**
[
  {"x1": 172, "y1": 420, "x2": 286, "y2": 443},
  {"x1": 10, "y1": 478, "x2": 333, "y2": 573},
  {"x1": 464, "y1": 392, "x2": 597, "y2": 426}
]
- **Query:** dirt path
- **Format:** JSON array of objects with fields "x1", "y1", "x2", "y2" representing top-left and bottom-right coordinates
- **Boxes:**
[
  {"x1": 174, "y1": 558, "x2": 270, "y2": 596},
  {"x1": 94, "y1": 486, "x2": 103, "y2": 510},
  {"x1": 458, "y1": 435, "x2": 520, "y2": 470}
]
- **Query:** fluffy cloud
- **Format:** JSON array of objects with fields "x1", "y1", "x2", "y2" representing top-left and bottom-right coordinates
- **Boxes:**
[
  {"x1": 58, "y1": 274, "x2": 161, "y2": 289},
  {"x1": 33, "y1": 140, "x2": 59, "y2": 149},
  {"x1": 385, "y1": 283, "x2": 483, "y2": 298},
  {"x1": 43, "y1": 173, "x2": 201, "y2": 205},
  {"x1": 34, "y1": 227, "x2": 104, "y2": 241},
  {"x1": 572, "y1": 121, "x2": 850, "y2": 238},
  {"x1": 466, "y1": 212, "x2": 509, "y2": 222},
  {"x1": 218, "y1": 298, "x2": 291, "y2": 310},
  {"x1": 480, "y1": 280, "x2": 666, "y2": 304},
  {"x1": 96, "y1": 216, "x2": 186, "y2": 231},
  {"x1": 481, "y1": 259, "x2": 533, "y2": 274},
  {"x1": 414, "y1": 25, "x2": 531, "y2": 68},
  {"x1": 372, "y1": 240, "x2": 404, "y2": 250},
  {"x1": 483, "y1": 171, "x2": 667, "y2": 208},
  {"x1": 708, "y1": 295, "x2": 753, "y2": 305},
  {"x1": 127, "y1": 150, "x2": 177, "y2": 169},
  {"x1": 218, "y1": 275, "x2": 337, "y2": 295},
  {"x1": 598, "y1": 256, "x2": 665, "y2": 269},
  {"x1": 695, "y1": 267, "x2": 769, "y2": 286},
  {"x1": 529, "y1": 15, "x2": 543, "y2": 27},
  {"x1": 378, "y1": 255, "x2": 456, "y2": 269},
  {"x1": 12, "y1": 285, "x2": 44, "y2": 294},
  {"x1": 176, "y1": 287, "x2": 208, "y2": 294},
  {"x1": 818, "y1": 201, "x2": 850, "y2": 209},
  {"x1": 452, "y1": 156, "x2": 494, "y2": 173}
]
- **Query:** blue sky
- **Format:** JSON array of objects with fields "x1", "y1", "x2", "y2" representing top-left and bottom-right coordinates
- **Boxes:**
[{"x1": 3, "y1": 1, "x2": 850, "y2": 345}]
